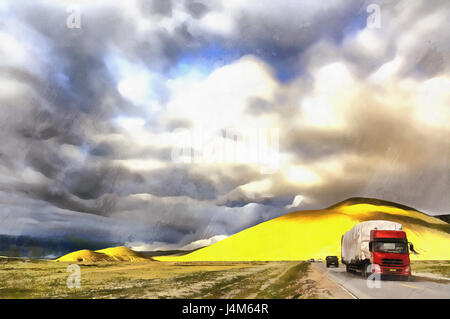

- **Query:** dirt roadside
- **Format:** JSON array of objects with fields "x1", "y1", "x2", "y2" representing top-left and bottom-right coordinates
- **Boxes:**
[{"x1": 307, "y1": 263, "x2": 354, "y2": 299}]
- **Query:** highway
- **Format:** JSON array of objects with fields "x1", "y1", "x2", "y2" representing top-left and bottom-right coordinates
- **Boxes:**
[{"x1": 313, "y1": 263, "x2": 450, "y2": 299}]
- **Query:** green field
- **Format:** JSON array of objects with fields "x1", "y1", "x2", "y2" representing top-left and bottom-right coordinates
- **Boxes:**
[
  {"x1": 2, "y1": 258, "x2": 446, "y2": 299},
  {"x1": 411, "y1": 260, "x2": 450, "y2": 279}
]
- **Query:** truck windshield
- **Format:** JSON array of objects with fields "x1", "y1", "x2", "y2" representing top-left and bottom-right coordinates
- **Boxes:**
[{"x1": 373, "y1": 241, "x2": 408, "y2": 254}]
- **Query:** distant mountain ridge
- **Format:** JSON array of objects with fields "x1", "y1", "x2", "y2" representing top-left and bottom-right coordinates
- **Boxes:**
[
  {"x1": 436, "y1": 215, "x2": 450, "y2": 224},
  {"x1": 328, "y1": 197, "x2": 420, "y2": 212},
  {"x1": 0, "y1": 234, "x2": 121, "y2": 259}
]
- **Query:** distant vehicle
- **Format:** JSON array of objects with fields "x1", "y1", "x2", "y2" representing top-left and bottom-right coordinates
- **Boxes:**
[
  {"x1": 341, "y1": 220, "x2": 415, "y2": 280},
  {"x1": 326, "y1": 256, "x2": 339, "y2": 268},
  {"x1": 316, "y1": 258, "x2": 323, "y2": 263},
  {"x1": 307, "y1": 258, "x2": 315, "y2": 263}
]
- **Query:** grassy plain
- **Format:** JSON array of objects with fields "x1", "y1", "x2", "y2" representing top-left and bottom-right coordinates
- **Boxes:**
[
  {"x1": 411, "y1": 260, "x2": 450, "y2": 279},
  {"x1": 0, "y1": 259, "x2": 334, "y2": 299}
]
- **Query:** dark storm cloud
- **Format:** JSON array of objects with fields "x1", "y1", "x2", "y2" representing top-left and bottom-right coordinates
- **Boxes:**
[
  {"x1": 16, "y1": 183, "x2": 100, "y2": 216},
  {"x1": 88, "y1": 142, "x2": 115, "y2": 157},
  {"x1": 24, "y1": 144, "x2": 66, "y2": 179},
  {"x1": 185, "y1": 1, "x2": 210, "y2": 19},
  {"x1": 409, "y1": 45, "x2": 447, "y2": 78},
  {"x1": 142, "y1": 166, "x2": 218, "y2": 200},
  {"x1": 17, "y1": 107, "x2": 83, "y2": 146},
  {"x1": 284, "y1": 128, "x2": 350, "y2": 163},
  {"x1": 0, "y1": 2, "x2": 152, "y2": 214},
  {"x1": 246, "y1": 97, "x2": 273, "y2": 116},
  {"x1": 143, "y1": 0, "x2": 173, "y2": 17},
  {"x1": 62, "y1": 164, "x2": 144, "y2": 200},
  {"x1": 225, "y1": 0, "x2": 366, "y2": 80},
  {"x1": 111, "y1": 192, "x2": 285, "y2": 245},
  {"x1": 135, "y1": 164, "x2": 261, "y2": 202},
  {"x1": 88, "y1": 140, "x2": 173, "y2": 162}
]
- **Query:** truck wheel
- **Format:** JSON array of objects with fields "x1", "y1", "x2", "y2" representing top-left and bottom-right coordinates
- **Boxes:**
[
  {"x1": 346, "y1": 264, "x2": 351, "y2": 273},
  {"x1": 326, "y1": 263, "x2": 329, "y2": 268},
  {"x1": 362, "y1": 262, "x2": 370, "y2": 279}
]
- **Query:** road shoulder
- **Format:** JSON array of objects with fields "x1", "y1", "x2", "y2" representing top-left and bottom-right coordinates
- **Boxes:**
[{"x1": 308, "y1": 263, "x2": 355, "y2": 299}]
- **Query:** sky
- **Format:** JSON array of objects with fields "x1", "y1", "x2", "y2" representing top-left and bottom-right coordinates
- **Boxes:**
[{"x1": 0, "y1": 0, "x2": 449, "y2": 251}]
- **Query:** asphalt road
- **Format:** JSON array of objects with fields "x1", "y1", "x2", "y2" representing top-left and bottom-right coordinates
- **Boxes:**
[{"x1": 313, "y1": 263, "x2": 450, "y2": 299}]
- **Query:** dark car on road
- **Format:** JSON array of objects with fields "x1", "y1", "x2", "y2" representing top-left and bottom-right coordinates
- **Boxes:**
[{"x1": 326, "y1": 256, "x2": 339, "y2": 268}]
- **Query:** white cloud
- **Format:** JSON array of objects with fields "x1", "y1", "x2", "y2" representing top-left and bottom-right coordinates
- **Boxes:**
[
  {"x1": 165, "y1": 55, "x2": 279, "y2": 129},
  {"x1": 181, "y1": 235, "x2": 228, "y2": 250},
  {"x1": 283, "y1": 166, "x2": 322, "y2": 186},
  {"x1": 370, "y1": 56, "x2": 404, "y2": 83},
  {"x1": 199, "y1": 12, "x2": 234, "y2": 35},
  {"x1": 129, "y1": 235, "x2": 228, "y2": 251},
  {"x1": 0, "y1": 32, "x2": 28, "y2": 66},
  {"x1": 285, "y1": 195, "x2": 304, "y2": 209}
]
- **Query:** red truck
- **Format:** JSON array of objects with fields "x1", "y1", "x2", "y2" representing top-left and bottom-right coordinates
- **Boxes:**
[{"x1": 341, "y1": 221, "x2": 415, "y2": 280}]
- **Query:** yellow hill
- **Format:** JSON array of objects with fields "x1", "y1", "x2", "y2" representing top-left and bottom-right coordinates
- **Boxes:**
[
  {"x1": 155, "y1": 198, "x2": 450, "y2": 262},
  {"x1": 96, "y1": 246, "x2": 149, "y2": 262},
  {"x1": 56, "y1": 249, "x2": 116, "y2": 262},
  {"x1": 56, "y1": 246, "x2": 152, "y2": 263}
]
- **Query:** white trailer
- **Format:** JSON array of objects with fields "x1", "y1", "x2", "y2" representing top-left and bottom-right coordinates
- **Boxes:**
[{"x1": 341, "y1": 220, "x2": 403, "y2": 272}]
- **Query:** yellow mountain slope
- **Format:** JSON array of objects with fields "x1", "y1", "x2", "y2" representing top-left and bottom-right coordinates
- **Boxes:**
[
  {"x1": 56, "y1": 249, "x2": 116, "y2": 262},
  {"x1": 56, "y1": 246, "x2": 151, "y2": 262},
  {"x1": 156, "y1": 198, "x2": 450, "y2": 261},
  {"x1": 96, "y1": 246, "x2": 149, "y2": 262}
]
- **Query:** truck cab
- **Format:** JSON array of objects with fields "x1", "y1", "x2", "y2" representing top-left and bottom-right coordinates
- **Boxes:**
[{"x1": 368, "y1": 229, "x2": 411, "y2": 278}]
